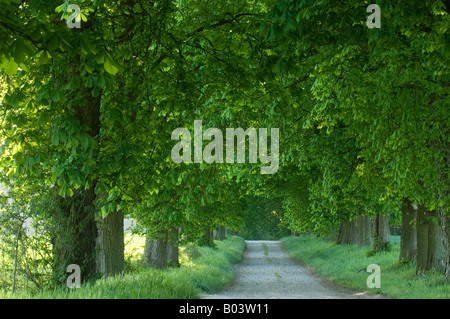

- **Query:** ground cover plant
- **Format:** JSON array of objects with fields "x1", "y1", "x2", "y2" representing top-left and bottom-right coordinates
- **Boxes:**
[{"x1": 282, "y1": 235, "x2": 449, "y2": 299}]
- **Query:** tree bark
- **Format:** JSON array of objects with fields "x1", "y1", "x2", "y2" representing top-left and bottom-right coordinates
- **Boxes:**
[
  {"x1": 144, "y1": 227, "x2": 180, "y2": 268},
  {"x1": 372, "y1": 214, "x2": 390, "y2": 252},
  {"x1": 440, "y1": 210, "x2": 450, "y2": 279},
  {"x1": 167, "y1": 228, "x2": 180, "y2": 267},
  {"x1": 349, "y1": 218, "x2": 359, "y2": 245},
  {"x1": 11, "y1": 222, "x2": 22, "y2": 292},
  {"x1": 96, "y1": 210, "x2": 124, "y2": 277},
  {"x1": 399, "y1": 199, "x2": 417, "y2": 262},
  {"x1": 436, "y1": 146, "x2": 449, "y2": 279},
  {"x1": 357, "y1": 215, "x2": 372, "y2": 247},
  {"x1": 199, "y1": 227, "x2": 215, "y2": 247},
  {"x1": 337, "y1": 216, "x2": 371, "y2": 246},
  {"x1": 144, "y1": 231, "x2": 168, "y2": 268},
  {"x1": 337, "y1": 220, "x2": 351, "y2": 244},
  {"x1": 416, "y1": 205, "x2": 444, "y2": 273},
  {"x1": 52, "y1": 186, "x2": 98, "y2": 285},
  {"x1": 213, "y1": 225, "x2": 226, "y2": 240}
]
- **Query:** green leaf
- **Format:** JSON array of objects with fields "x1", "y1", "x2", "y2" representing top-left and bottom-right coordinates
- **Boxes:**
[
  {"x1": 95, "y1": 51, "x2": 105, "y2": 64},
  {"x1": 52, "y1": 132, "x2": 59, "y2": 145},
  {"x1": 4, "y1": 58, "x2": 18, "y2": 75},
  {"x1": 104, "y1": 59, "x2": 119, "y2": 75},
  {"x1": 104, "y1": 52, "x2": 121, "y2": 75},
  {"x1": 12, "y1": 38, "x2": 31, "y2": 65},
  {"x1": 97, "y1": 74, "x2": 106, "y2": 88},
  {"x1": 72, "y1": 174, "x2": 82, "y2": 189},
  {"x1": 18, "y1": 62, "x2": 29, "y2": 72},
  {"x1": 53, "y1": 90, "x2": 61, "y2": 102},
  {"x1": 80, "y1": 134, "x2": 89, "y2": 149},
  {"x1": 80, "y1": 35, "x2": 97, "y2": 55},
  {"x1": 39, "y1": 50, "x2": 51, "y2": 65},
  {"x1": 81, "y1": 162, "x2": 92, "y2": 175},
  {"x1": 59, "y1": 184, "x2": 73, "y2": 197},
  {"x1": 24, "y1": 154, "x2": 35, "y2": 169},
  {"x1": 47, "y1": 34, "x2": 60, "y2": 52},
  {"x1": 66, "y1": 187, "x2": 74, "y2": 197},
  {"x1": 84, "y1": 63, "x2": 93, "y2": 74},
  {"x1": 81, "y1": 11, "x2": 88, "y2": 22}
]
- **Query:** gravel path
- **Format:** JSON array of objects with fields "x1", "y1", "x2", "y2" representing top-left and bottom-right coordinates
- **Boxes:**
[{"x1": 202, "y1": 240, "x2": 373, "y2": 299}]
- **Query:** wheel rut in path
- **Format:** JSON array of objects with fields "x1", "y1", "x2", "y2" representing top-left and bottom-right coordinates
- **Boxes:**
[{"x1": 202, "y1": 240, "x2": 375, "y2": 299}]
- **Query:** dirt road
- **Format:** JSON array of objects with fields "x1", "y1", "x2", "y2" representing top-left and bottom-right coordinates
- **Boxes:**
[{"x1": 202, "y1": 240, "x2": 374, "y2": 299}]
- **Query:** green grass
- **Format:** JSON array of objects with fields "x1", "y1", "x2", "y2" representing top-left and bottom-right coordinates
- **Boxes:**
[
  {"x1": 186, "y1": 236, "x2": 246, "y2": 293},
  {"x1": 281, "y1": 235, "x2": 450, "y2": 299},
  {"x1": 261, "y1": 242, "x2": 269, "y2": 256},
  {"x1": 0, "y1": 236, "x2": 246, "y2": 299},
  {"x1": 261, "y1": 242, "x2": 273, "y2": 263}
]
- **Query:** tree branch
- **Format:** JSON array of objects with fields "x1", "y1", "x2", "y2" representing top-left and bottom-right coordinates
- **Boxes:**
[{"x1": 284, "y1": 75, "x2": 309, "y2": 89}]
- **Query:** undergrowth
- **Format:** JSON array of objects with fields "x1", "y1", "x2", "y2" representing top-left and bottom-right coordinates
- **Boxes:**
[
  {"x1": 1, "y1": 236, "x2": 245, "y2": 299},
  {"x1": 281, "y1": 235, "x2": 449, "y2": 299}
]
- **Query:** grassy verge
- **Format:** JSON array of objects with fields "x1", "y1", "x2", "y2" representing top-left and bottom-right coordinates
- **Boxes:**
[
  {"x1": 1, "y1": 236, "x2": 246, "y2": 299},
  {"x1": 281, "y1": 235, "x2": 449, "y2": 299}
]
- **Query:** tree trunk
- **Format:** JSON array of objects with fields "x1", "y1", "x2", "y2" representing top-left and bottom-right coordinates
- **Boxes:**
[
  {"x1": 199, "y1": 227, "x2": 215, "y2": 247},
  {"x1": 337, "y1": 219, "x2": 361, "y2": 245},
  {"x1": 144, "y1": 228, "x2": 180, "y2": 268},
  {"x1": 372, "y1": 214, "x2": 390, "y2": 252},
  {"x1": 52, "y1": 186, "x2": 98, "y2": 285},
  {"x1": 167, "y1": 228, "x2": 180, "y2": 267},
  {"x1": 11, "y1": 223, "x2": 21, "y2": 292},
  {"x1": 357, "y1": 215, "x2": 372, "y2": 247},
  {"x1": 440, "y1": 209, "x2": 450, "y2": 279},
  {"x1": 96, "y1": 210, "x2": 124, "y2": 277},
  {"x1": 416, "y1": 205, "x2": 444, "y2": 273},
  {"x1": 51, "y1": 79, "x2": 102, "y2": 285},
  {"x1": 338, "y1": 216, "x2": 371, "y2": 246},
  {"x1": 213, "y1": 225, "x2": 226, "y2": 240},
  {"x1": 349, "y1": 218, "x2": 359, "y2": 245},
  {"x1": 337, "y1": 220, "x2": 351, "y2": 244},
  {"x1": 399, "y1": 199, "x2": 417, "y2": 262},
  {"x1": 436, "y1": 136, "x2": 449, "y2": 279},
  {"x1": 144, "y1": 230, "x2": 168, "y2": 268}
]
